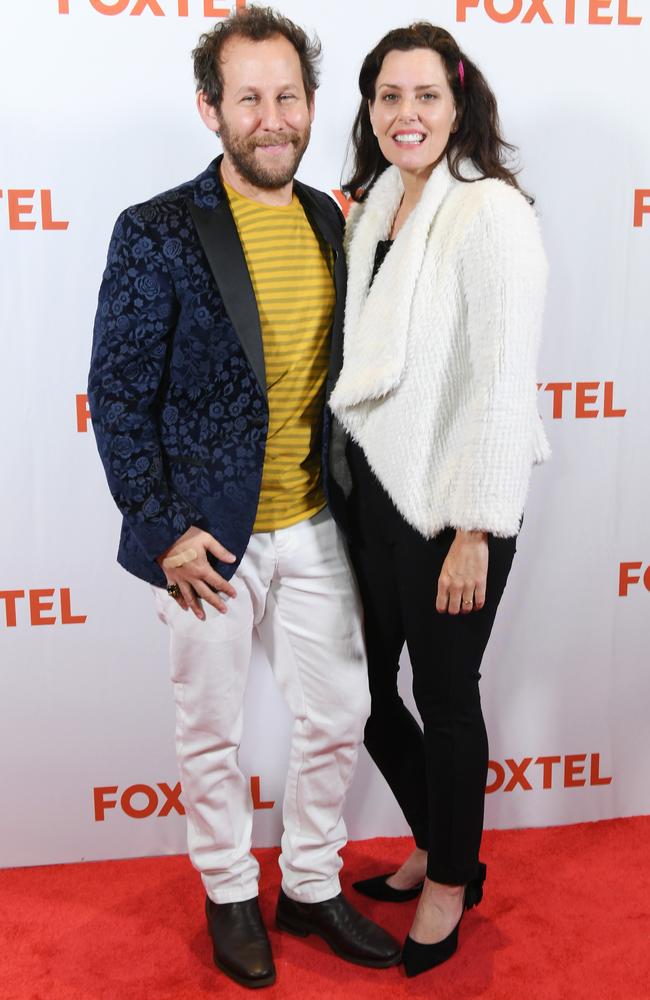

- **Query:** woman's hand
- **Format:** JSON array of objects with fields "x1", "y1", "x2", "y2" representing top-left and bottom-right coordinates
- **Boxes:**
[{"x1": 436, "y1": 530, "x2": 489, "y2": 614}]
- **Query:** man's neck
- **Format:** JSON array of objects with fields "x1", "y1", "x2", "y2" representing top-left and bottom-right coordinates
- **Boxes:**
[{"x1": 220, "y1": 156, "x2": 293, "y2": 207}]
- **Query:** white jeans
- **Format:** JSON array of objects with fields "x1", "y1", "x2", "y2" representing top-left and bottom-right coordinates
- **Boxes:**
[{"x1": 153, "y1": 509, "x2": 370, "y2": 904}]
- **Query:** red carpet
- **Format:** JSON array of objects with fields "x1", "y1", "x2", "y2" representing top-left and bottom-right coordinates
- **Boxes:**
[{"x1": 2, "y1": 817, "x2": 649, "y2": 1000}]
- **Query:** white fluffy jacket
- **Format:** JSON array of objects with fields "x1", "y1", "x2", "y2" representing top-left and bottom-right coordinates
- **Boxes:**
[{"x1": 328, "y1": 159, "x2": 550, "y2": 539}]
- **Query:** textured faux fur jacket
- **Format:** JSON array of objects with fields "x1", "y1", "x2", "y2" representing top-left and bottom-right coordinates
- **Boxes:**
[{"x1": 328, "y1": 159, "x2": 550, "y2": 539}]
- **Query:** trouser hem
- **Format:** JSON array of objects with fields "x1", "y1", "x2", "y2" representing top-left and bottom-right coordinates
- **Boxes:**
[
  {"x1": 425, "y1": 861, "x2": 483, "y2": 886},
  {"x1": 204, "y1": 883, "x2": 260, "y2": 905},
  {"x1": 280, "y1": 874, "x2": 342, "y2": 904}
]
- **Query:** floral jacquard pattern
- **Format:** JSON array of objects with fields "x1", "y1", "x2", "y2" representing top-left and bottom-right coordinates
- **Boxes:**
[{"x1": 88, "y1": 160, "x2": 269, "y2": 588}]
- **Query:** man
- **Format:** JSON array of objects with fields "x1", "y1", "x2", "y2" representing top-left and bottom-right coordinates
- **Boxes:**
[{"x1": 88, "y1": 5, "x2": 400, "y2": 991}]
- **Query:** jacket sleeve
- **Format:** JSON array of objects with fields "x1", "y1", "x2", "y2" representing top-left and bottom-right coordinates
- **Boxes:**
[
  {"x1": 450, "y1": 183, "x2": 548, "y2": 537},
  {"x1": 88, "y1": 208, "x2": 205, "y2": 562}
]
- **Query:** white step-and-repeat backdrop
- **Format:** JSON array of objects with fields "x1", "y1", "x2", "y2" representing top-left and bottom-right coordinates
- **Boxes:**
[{"x1": 1, "y1": 0, "x2": 648, "y2": 868}]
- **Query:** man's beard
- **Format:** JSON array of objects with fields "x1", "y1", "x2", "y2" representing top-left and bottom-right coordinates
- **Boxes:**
[{"x1": 218, "y1": 118, "x2": 311, "y2": 190}]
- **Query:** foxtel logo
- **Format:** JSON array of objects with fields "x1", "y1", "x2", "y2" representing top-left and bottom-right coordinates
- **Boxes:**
[
  {"x1": 619, "y1": 563, "x2": 650, "y2": 596},
  {"x1": 0, "y1": 189, "x2": 68, "y2": 231},
  {"x1": 0, "y1": 589, "x2": 86, "y2": 627},
  {"x1": 537, "y1": 381, "x2": 625, "y2": 419},
  {"x1": 57, "y1": 0, "x2": 245, "y2": 15},
  {"x1": 457, "y1": 0, "x2": 642, "y2": 25},
  {"x1": 634, "y1": 190, "x2": 650, "y2": 227},
  {"x1": 93, "y1": 776, "x2": 274, "y2": 820},
  {"x1": 77, "y1": 394, "x2": 91, "y2": 433},
  {"x1": 486, "y1": 753, "x2": 612, "y2": 792}
]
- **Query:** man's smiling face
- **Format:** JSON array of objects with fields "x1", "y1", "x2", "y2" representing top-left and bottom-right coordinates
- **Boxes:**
[{"x1": 207, "y1": 33, "x2": 314, "y2": 192}]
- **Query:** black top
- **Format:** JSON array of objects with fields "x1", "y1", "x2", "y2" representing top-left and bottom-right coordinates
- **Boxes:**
[{"x1": 372, "y1": 239, "x2": 394, "y2": 285}]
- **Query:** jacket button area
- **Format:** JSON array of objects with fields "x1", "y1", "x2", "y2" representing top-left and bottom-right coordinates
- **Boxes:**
[{"x1": 249, "y1": 415, "x2": 266, "y2": 428}]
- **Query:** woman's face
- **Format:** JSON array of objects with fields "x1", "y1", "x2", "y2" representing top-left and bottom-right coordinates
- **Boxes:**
[{"x1": 369, "y1": 48, "x2": 457, "y2": 181}]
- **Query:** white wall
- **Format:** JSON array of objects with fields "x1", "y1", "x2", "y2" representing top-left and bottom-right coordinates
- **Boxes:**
[{"x1": 1, "y1": 0, "x2": 648, "y2": 867}]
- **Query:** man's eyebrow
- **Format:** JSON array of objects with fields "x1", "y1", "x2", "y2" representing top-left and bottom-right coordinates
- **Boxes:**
[{"x1": 233, "y1": 83, "x2": 300, "y2": 95}]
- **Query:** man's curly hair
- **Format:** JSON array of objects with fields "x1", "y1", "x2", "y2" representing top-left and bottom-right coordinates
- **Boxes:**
[{"x1": 193, "y1": 5, "x2": 321, "y2": 109}]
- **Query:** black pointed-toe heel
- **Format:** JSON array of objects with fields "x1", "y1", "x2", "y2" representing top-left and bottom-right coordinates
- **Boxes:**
[
  {"x1": 403, "y1": 920, "x2": 461, "y2": 977},
  {"x1": 352, "y1": 873, "x2": 423, "y2": 903},
  {"x1": 402, "y1": 862, "x2": 487, "y2": 977}
]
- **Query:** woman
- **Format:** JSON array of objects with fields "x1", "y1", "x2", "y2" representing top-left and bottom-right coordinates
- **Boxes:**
[{"x1": 329, "y1": 23, "x2": 549, "y2": 977}]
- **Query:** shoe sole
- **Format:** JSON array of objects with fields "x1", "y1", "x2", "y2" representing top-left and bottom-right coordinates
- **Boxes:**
[
  {"x1": 213, "y1": 952, "x2": 276, "y2": 989},
  {"x1": 275, "y1": 916, "x2": 401, "y2": 969}
]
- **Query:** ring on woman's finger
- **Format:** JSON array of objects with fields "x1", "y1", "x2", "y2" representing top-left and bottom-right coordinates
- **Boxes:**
[
  {"x1": 166, "y1": 582, "x2": 182, "y2": 599},
  {"x1": 462, "y1": 599, "x2": 473, "y2": 607}
]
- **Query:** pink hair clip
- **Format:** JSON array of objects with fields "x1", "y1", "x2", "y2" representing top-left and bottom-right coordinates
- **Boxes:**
[{"x1": 458, "y1": 59, "x2": 465, "y2": 87}]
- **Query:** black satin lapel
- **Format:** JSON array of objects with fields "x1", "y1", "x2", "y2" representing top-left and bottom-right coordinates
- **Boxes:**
[
  {"x1": 187, "y1": 198, "x2": 267, "y2": 401},
  {"x1": 295, "y1": 184, "x2": 342, "y2": 251},
  {"x1": 326, "y1": 241, "x2": 347, "y2": 388},
  {"x1": 294, "y1": 184, "x2": 347, "y2": 389}
]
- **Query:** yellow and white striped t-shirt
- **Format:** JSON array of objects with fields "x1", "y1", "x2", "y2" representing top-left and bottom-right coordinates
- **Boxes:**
[{"x1": 225, "y1": 182, "x2": 335, "y2": 532}]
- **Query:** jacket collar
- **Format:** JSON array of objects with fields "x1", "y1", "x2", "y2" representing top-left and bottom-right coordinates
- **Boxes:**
[
  {"x1": 187, "y1": 156, "x2": 345, "y2": 401},
  {"x1": 330, "y1": 158, "x2": 474, "y2": 414}
]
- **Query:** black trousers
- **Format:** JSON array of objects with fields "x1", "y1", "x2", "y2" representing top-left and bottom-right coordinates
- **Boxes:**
[{"x1": 347, "y1": 441, "x2": 517, "y2": 885}]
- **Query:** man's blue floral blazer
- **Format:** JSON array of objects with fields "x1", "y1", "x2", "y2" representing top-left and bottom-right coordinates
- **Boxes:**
[{"x1": 88, "y1": 156, "x2": 347, "y2": 588}]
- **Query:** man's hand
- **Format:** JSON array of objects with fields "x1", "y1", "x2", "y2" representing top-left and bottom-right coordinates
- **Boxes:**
[
  {"x1": 436, "y1": 530, "x2": 488, "y2": 615},
  {"x1": 157, "y1": 526, "x2": 237, "y2": 620}
]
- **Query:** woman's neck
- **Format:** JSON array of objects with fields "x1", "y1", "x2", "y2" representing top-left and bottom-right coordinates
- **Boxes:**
[{"x1": 390, "y1": 164, "x2": 434, "y2": 239}]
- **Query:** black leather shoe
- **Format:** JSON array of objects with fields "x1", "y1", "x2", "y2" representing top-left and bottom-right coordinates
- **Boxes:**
[
  {"x1": 275, "y1": 889, "x2": 401, "y2": 968},
  {"x1": 353, "y1": 872, "x2": 423, "y2": 902},
  {"x1": 205, "y1": 896, "x2": 276, "y2": 989},
  {"x1": 402, "y1": 863, "x2": 487, "y2": 978}
]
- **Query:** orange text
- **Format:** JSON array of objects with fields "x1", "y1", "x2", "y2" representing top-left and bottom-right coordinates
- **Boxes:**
[
  {"x1": 619, "y1": 562, "x2": 650, "y2": 596},
  {"x1": 486, "y1": 753, "x2": 612, "y2": 792},
  {"x1": 57, "y1": 0, "x2": 245, "y2": 14},
  {"x1": 94, "y1": 775, "x2": 274, "y2": 820},
  {"x1": 457, "y1": 0, "x2": 641, "y2": 24},
  {"x1": 0, "y1": 589, "x2": 86, "y2": 627},
  {"x1": 536, "y1": 381, "x2": 626, "y2": 419},
  {"x1": 0, "y1": 189, "x2": 68, "y2": 231}
]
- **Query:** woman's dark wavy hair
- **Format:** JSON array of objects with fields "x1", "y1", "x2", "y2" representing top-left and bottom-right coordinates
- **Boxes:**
[{"x1": 343, "y1": 22, "x2": 529, "y2": 203}]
